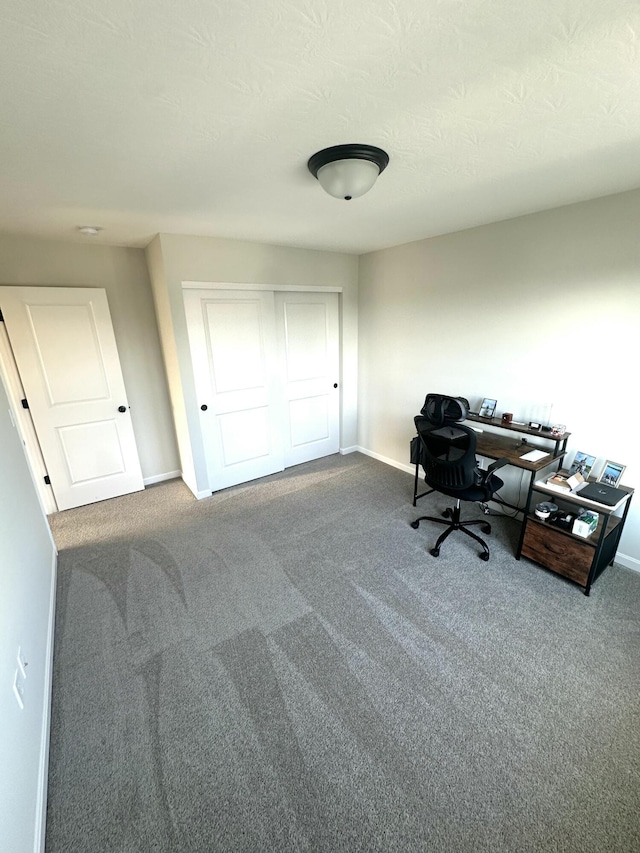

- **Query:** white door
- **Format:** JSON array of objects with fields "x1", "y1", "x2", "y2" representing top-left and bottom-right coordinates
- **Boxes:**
[
  {"x1": 0, "y1": 287, "x2": 144, "y2": 511},
  {"x1": 183, "y1": 289, "x2": 284, "y2": 491},
  {"x1": 275, "y1": 292, "x2": 340, "y2": 467}
]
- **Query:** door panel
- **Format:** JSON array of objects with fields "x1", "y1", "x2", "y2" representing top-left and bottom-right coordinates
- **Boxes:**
[
  {"x1": 0, "y1": 286, "x2": 144, "y2": 510},
  {"x1": 276, "y1": 292, "x2": 340, "y2": 467},
  {"x1": 28, "y1": 303, "x2": 110, "y2": 403},
  {"x1": 184, "y1": 289, "x2": 284, "y2": 491}
]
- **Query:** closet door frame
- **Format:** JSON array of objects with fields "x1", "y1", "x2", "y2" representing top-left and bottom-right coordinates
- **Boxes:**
[{"x1": 182, "y1": 282, "x2": 343, "y2": 493}]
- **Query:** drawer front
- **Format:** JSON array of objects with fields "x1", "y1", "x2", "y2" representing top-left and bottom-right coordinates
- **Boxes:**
[{"x1": 521, "y1": 521, "x2": 592, "y2": 586}]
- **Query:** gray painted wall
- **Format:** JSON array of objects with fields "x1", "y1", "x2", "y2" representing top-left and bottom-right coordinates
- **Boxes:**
[
  {"x1": 358, "y1": 188, "x2": 640, "y2": 567},
  {"x1": 0, "y1": 372, "x2": 56, "y2": 852}
]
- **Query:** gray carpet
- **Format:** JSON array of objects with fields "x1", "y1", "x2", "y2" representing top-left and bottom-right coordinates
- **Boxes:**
[{"x1": 46, "y1": 453, "x2": 640, "y2": 852}]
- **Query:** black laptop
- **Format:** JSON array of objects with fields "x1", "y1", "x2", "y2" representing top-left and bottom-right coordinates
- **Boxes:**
[{"x1": 578, "y1": 482, "x2": 626, "y2": 506}]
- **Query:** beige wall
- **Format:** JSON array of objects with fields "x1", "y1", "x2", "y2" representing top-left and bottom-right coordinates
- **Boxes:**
[
  {"x1": 146, "y1": 233, "x2": 359, "y2": 496},
  {"x1": 358, "y1": 188, "x2": 640, "y2": 567},
  {"x1": 0, "y1": 235, "x2": 179, "y2": 482}
]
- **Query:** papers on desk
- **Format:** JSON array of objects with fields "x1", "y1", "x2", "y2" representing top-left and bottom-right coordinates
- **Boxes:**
[{"x1": 520, "y1": 449, "x2": 550, "y2": 462}]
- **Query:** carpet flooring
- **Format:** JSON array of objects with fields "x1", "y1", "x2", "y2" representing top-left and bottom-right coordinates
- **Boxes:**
[{"x1": 46, "y1": 453, "x2": 640, "y2": 852}]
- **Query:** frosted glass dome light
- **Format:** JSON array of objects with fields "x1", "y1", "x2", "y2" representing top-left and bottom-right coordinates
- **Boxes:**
[{"x1": 308, "y1": 144, "x2": 389, "y2": 201}]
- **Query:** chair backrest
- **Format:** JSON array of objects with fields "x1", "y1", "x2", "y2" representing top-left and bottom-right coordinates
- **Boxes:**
[
  {"x1": 420, "y1": 393, "x2": 468, "y2": 427},
  {"x1": 414, "y1": 414, "x2": 479, "y2": 492}
]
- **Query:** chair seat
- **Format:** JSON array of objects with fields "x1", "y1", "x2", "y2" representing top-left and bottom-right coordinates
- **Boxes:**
[{"x1": 433, "y1": 475, "x2": 504, "y2": 503}]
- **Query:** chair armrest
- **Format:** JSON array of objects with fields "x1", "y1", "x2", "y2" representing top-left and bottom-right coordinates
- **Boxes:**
[
  {"x1": 479, "y1": 457, "x2": 509, "y2": 487},
  {"x1": 486, "y1": 457, "x2": 509, "y2": 474}
]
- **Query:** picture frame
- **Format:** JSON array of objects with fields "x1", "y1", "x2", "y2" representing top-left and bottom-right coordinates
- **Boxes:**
[
  {"x1": 568, "y1": 451, "x2": 596, "y2": 480},
  {"x1": 598, "y1": 460, "x2": 625, "y2": 487},
  {"x1": 479, "y1": 398, "x2": 497, "y2": 418}
]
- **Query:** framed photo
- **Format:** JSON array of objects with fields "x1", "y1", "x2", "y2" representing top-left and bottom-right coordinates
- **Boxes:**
[
  {"x1": 568, "y1": 451, "x2": 596, "y2": 479},
  {"x1": 598, "y1": 460, "x2": 625, "y2": 487},
  {"x1": 479, "y1": 398, "x2": 497, "y2": 418}
]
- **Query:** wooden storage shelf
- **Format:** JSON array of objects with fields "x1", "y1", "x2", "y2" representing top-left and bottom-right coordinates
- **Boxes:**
[{"x1": 516, "y1": 481, "x2": 634, "y2": 596}]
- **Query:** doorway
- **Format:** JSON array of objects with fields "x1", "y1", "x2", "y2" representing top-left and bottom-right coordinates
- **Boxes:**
[{"x1": 0, "y1": 286, "x2": 144, "y2": 511}]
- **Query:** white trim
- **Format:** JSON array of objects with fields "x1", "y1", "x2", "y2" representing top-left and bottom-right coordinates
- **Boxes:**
[
  {"x1": 34, "y1": 550, "x2": 57, "y2": 853},
  {"x1": 0, "y1": 324, "x2": 58, "y2": 515},
  {"x1": 340, "y1": 446, "x2": 359, "y2": 455},
  {"x1": 143, "y1": 470, "x2": 181, "y2": 486},
  {"x1": 355, "y1": 445, "x2": 414, "y2": 475},
  {"x1": 181, "y1": 281, "x2": 342, "y2": 293},
  {"x1": 180, "y1": 474, "x2": 211, "y2": 500},
  {"x1": 615, "y1": 553, "x2": 640, "y2": 573}
]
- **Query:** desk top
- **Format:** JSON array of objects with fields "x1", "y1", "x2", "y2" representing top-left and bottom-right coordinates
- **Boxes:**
[{"x1": 475, "y1": 431, "x2": 562, "y2": 472}]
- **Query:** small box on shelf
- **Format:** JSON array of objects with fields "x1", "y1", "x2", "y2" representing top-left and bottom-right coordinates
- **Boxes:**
[
  {"x1": 546, "y1": 470, "x2": 584, "y2": 492},
  {"x1": 572, "y1": 511, "x2": 599, "y2": 538}
]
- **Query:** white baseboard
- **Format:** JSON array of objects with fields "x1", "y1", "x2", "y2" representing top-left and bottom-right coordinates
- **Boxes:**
[
  {"x1": 143, "y1": 470, "x2": 181, "y2": 486},
  {"x1": 35, "y1": 550, "x2": 57, "y2": 853},
  {"x1": 354, "y1": 445, "x2": 414, "y2": 475},
  {"x1": 340, "y1": 446, "x2": 358, "y2": 455},
  {"x1": 615, "y1": 553, "x2": 640, "y2": 573}
]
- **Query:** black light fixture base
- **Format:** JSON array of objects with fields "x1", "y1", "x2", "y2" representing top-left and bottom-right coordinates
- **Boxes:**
[{"x1": 307, "y1": 144, "x2": 389, "y2": 178}]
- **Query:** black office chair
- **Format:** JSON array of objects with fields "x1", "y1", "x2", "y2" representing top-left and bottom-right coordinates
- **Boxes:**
[{"x1": 410, "y1": 394, "x2": 508, "y2": 561}]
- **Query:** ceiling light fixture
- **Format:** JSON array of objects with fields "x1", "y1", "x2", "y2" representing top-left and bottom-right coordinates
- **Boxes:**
[
  {"x1": 77, "y1": 226, "x2": 102, "y2": 236},
  {"x1": 307, "y1": 144, "x2": 389, "y2": 200}
]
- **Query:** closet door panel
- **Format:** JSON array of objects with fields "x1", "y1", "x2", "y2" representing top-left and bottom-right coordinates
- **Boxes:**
[
  {"x1": 184, "y1": 289, "x2": 284, "y2": 491},
  {"x1": 276, "y1": 292, "x2": 340, "y2": 467}
]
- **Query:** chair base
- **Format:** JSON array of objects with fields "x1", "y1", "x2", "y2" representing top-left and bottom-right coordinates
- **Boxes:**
[{"x1": 410, "y1": 500, "x2": 492, "y2": 560}]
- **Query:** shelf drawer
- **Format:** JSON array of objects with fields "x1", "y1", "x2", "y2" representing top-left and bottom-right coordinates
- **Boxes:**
[{"x1": 521, "y1": 521, "x2": 592, "y2": 586}]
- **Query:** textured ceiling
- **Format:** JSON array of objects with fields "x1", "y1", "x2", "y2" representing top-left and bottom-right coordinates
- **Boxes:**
[{"x1": 1, "y1": 0, "x2": 640, "y2": 254}]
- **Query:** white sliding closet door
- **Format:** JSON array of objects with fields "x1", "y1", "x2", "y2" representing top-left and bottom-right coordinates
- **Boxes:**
[
  {"x1": 0, "y1": 286, "x2": 144, "y2": 510},
  {"x1": 184, "y1": 289, "x2": 284, "y2": 491},
  {"x1": 184, "y1": 288, "x2": 341, "y2": 493},
  {"x1": 275, "y1": 292, "x2": 339, "y2": 467}
]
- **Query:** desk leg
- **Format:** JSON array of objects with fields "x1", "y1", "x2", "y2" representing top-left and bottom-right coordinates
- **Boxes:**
[
  {"x1": 584, "y1": 515, "x2": 612, "y2": 596},
  {"x1": 515, "y1": 470, "x2": 536, "y2": 559}
]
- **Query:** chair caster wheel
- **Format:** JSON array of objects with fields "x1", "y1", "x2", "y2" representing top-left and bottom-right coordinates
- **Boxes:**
[
  {"x1": 442, "y1": 509, "x2": 451, "y2": 518},
  {"x1": 482, "y1": 524, "x2": 491, "y2": 534},
  {"x1": 410, "y1": 520, "x2": 420, "y2": 529},
  {"x1": 480, "y1": 552, "x2": 490, "y2": 561},
  {"x1": 430, "y1": 548, "x2": 440, "y2": 557}
]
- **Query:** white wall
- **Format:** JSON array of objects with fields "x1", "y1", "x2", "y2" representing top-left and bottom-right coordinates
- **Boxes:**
[
  {"x1": 146, "y1": 233, "x2": 359, "y2": 497},
  {"x1": 358, "y1": 188, "x2": 640, "y2": 567},
  {"x1": 0, "y1": 371, "x2": 57, "y2": 853},
  {"x1": 0, "y1": 236, "x2": 179, "y2": 483}
]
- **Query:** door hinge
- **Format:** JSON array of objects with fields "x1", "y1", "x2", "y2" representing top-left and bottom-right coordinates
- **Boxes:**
[
  {"x1": 21, "y1": 398, "x2": 29, "y2": 409},
  {"x1": 44, "y1": 475, "x2": 51, "y2": 485}
]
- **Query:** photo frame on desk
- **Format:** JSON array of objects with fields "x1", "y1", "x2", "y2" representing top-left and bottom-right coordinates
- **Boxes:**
[
  {"x1": 598, "y1": 460, "x2": 625, "y2": 487},
  {"x1": 568, "y1": 450, "x2": 596, "y2": 479},
  {"x1": 479, "y1": 398, "x2": 497, "y2": 418}
]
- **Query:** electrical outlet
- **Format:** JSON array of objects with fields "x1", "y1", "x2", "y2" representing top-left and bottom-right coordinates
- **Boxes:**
[
  {"x1": 17, "y1": 646, "x2": 28, "y2": 679},
  {"x1": 13, "y1": 668, "x2": 25, "y2": 710}
]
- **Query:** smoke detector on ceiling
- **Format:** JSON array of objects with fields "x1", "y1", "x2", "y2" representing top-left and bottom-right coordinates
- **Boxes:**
[{"x1": 77, "y1": 226, "x2": 102, "y2": 236}]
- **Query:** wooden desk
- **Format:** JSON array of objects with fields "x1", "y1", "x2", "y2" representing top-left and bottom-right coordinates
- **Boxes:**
[{"x1": 413, "y1": 419, "x2": 568, "y2": 508}]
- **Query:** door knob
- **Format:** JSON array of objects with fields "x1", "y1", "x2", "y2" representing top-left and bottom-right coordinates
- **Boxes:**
[
  {"x1": 118, "y1": 405, "x2": 127, "y2": 413},
  {"x1": 333, "y1": 383, "x2": 338, "y2": 388},
  {"x1": 200, "y1": 404, "x2": 208, "y2": 411}
]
